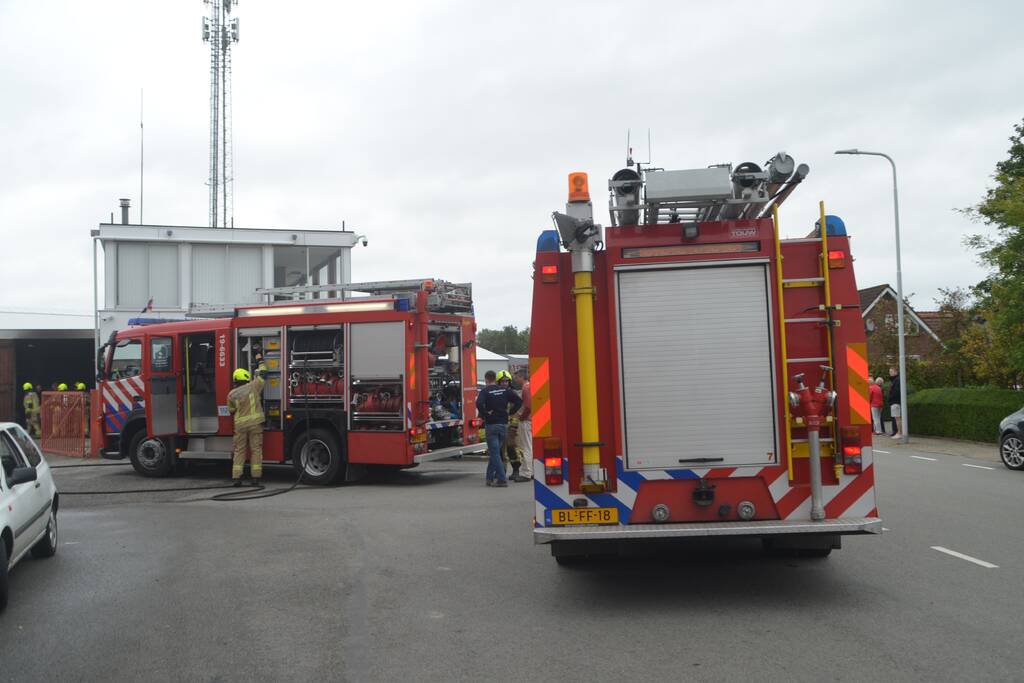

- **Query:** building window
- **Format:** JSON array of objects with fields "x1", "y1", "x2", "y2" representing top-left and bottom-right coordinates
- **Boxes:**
[{"x1": 273, "y1": 246, "x2": 342, "y2": 299}]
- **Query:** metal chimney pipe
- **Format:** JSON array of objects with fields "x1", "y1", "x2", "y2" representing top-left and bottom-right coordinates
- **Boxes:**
[{"x1": 119, "y1": 198, "x2": 131, "y2": 225}]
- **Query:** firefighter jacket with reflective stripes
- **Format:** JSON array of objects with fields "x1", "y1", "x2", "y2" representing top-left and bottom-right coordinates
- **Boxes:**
[
  {"x1": 23, "y1": 392, "x2": 39, "y2": 415},
  {"x1": 227, "y1": 365, "x2": 266, "y2": 428}
]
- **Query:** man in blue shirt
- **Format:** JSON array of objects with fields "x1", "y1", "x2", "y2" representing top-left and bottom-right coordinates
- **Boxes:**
[{"x1": 476, "y1": 370, "x2": 523, "y2": 487}]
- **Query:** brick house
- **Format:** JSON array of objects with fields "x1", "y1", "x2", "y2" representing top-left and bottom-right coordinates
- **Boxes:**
[{"x1": 859, "y1": 284, "x2": 943, "y2": 372}]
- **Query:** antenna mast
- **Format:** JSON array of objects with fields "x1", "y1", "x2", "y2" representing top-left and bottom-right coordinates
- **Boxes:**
[{"x1": 202, "y1": 0, "x2": 239, "y2": 228}]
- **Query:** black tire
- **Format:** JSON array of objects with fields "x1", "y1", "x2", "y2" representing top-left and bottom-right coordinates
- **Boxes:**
[
  {"x1": 0, "y1": 537, "x2": 8, "y2": 610},
  {"x1": 762, "y1": 538, "x2": 834, "y2": 558},
  {"x1": 554, "y1": 554, "x2": 586, "y2": 567},
  {"x1": 1000, "y1": 433, "x2": 1024, "y2": 471},
  {"x1": 291, "y1": 428, "x2": 344, "y2": 485},
  {"x1": 128, "y1": 431, "x2": 173, "y2": 478},
  {"x1": 31, "y1": 507, "x2": 58, "y2": 559}
]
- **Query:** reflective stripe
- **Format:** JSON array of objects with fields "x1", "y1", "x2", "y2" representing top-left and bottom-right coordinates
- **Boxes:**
[
  {"x1": 846, "y1": 343, "x2": 870, "y2": 425},
  {"x1": 529, "y1": 357, "x2": 552, "y2": 438}
]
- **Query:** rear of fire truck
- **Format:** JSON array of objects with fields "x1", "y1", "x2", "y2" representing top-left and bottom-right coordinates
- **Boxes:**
[{"x1": 529, "y1": 151, "x2": 881, "y2": 564}]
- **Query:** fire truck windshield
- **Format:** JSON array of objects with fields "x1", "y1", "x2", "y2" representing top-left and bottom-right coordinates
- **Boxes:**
[{"x1": 108, "y1": 339, "x2": 142, "y2": 379}]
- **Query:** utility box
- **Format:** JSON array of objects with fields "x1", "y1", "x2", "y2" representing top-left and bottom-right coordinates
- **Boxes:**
[{"x1": 643, "y1": 167, "x2": 733, "y2": 202}]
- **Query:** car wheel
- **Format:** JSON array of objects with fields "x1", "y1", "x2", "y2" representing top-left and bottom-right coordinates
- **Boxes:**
[
  {"x1": 128, "y1": 431, "x2": 173, "y2": 477},
  {"x1": 0, "y1": 538, "x2": 9, "y2": 611},
  {"x1": 291, "y1": 428, "x2": 344, "y2": 485},
  {"x1": 31, "y1": 508, "x2": 58, "y2": 559},
  {"x1": 1000, "y1": 433, "x2": 1024, "y2": 471}
]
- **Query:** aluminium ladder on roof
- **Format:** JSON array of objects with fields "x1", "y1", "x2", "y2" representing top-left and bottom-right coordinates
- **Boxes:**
[{"x1": 255, "y1": 279, "x2": 473, "y2": 314}]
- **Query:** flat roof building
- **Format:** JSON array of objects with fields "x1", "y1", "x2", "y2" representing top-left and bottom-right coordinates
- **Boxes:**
[{"x1": 96, "y1": 219, "x2": 363, "y2": 345}]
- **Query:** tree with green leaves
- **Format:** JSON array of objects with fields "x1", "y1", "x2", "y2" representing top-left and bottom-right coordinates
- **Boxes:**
[
  {"x1": 477, "y1": 325, "x2": 530, "y2": 355},
  {"x1": 963, "y1": 117, "x2": 1024, "y2": 387}
]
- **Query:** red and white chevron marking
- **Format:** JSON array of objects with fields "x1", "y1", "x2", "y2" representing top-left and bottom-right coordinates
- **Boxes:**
[
  {"x1": 101, "y1": 376, "x2": 146, "y2": 412},
  {"x1": 533, "y1": 448, "x2": 877, "y2": 527}
]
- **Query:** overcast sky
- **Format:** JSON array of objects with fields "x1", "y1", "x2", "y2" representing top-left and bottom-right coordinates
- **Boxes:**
[{"x1": 1, "y1": 1, "x2": 1021, "y2": 330}]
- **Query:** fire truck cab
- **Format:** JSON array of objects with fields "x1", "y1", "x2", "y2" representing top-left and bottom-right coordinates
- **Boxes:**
[
  {"x1": 93, "y1": 280, "x2": 484, "y2": 484},
  {"x1": 530, "y1": 153, "x2": 881, "y2": 563}
]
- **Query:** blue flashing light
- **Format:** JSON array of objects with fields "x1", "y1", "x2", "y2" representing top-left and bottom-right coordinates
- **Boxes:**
[
  {"x1": 536, "y1": 230, "x2": 560, "y2": 253},
  {"x1": 127, "y1": 317, "x2": 188, "y2": 326},
  {"x1": 394, "y1": 298, "x2": 411, "y2": 311},
  {"x1": 813, "y1": 214, "x2": 847, "y2": 237}
]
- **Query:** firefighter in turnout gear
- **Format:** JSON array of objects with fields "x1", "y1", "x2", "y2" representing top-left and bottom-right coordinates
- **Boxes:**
[
  {"x1": 228, "y1": 358, "x2": 267, "y2": 486},
  {"x1": 22, "y1": 383, "x2": 40, "y2": 438}
]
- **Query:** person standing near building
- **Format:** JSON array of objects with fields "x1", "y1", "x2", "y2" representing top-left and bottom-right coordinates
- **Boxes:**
[
  {"x1": 476, "y1": 369, "x2": 522, "y2": 488},
  {"x1": 869, "y1": 377, "x2": 884, "y2": 435},
  {"x1": 887, "y1": 367, "x2": 902, "y2": 439},
  {"x1": 75, "y1": 382, "x2": 90, "y2": 437},
  {"x1": 514, "y1": 368, "x2": 533, "y2": 481},
  {"x1": 227, "y1": 357, "x2": 267, "y2": 486},
  {"x1": 22, "y1": 383, "x2": 40, "y2": 438}
]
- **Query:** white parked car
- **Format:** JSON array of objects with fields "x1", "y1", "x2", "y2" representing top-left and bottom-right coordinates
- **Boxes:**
[{"x1": 1, "y1": 423, "x2": 59, "y2": 610}]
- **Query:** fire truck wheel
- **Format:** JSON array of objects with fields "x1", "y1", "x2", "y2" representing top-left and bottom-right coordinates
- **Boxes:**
[
  {"x1": 128, "y1": 431, "x2": 173, "y2": 478},
  {"x1": 292, "y1": 428, "x2": 343, "y2": 485}
]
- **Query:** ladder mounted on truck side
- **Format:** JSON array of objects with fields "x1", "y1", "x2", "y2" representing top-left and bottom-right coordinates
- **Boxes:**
[
  {"x1": 188, "y1": 279, "x2": 473, "y2": 317},
  {"x1": 254, "y1": 279, "x2": 474, "y2": 314}
]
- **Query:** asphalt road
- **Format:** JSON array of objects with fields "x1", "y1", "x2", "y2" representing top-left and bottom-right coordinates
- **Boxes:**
[{"x1": 2, "y1": 443, "x2": 1022, "y2": 682}]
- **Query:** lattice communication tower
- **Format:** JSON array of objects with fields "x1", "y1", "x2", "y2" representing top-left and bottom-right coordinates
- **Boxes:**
[{"x1": 202, "y1": 0, "x2": 239, "y2": 228}]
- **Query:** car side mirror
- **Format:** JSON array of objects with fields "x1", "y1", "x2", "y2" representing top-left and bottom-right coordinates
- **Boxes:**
[{"x1": 9, "y1": 466, "x2": 37, "y2": 486}]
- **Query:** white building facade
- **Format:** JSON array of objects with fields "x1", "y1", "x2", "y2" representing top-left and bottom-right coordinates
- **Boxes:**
[{"x1": 95, "y1": 222, "x2": 362, "y2": 345}]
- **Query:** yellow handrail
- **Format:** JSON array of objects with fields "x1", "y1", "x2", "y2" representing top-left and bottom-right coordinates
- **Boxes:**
[
  {"x1": 184, "y1": 338, "x2": 192, "y2": 433},
  {"x1": 774, "y1": 206, "x2": 795, "y2": 481},
  {"x1": 819, "y1": 201, "x2": 835, "y2": 378}
]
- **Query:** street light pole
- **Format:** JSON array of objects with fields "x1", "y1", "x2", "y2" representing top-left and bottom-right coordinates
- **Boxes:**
[{"x1": 835, "y1": 149, "x2": 909, "y2": 444}]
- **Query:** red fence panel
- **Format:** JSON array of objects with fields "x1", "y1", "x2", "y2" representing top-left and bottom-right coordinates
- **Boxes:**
[{"x1": 40, "y1": 391, "x2": 88, "y2": 457}]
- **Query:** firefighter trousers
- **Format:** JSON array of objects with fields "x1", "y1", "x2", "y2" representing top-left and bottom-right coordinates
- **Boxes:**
[
  {"x1": 517, "y1": 419, "x2": 533, "y2": 478},
  {"x1": 26, "y1": 414, "x2": 40, "y2": 438},
  {"x1": 232, "y1": 424, "x2": 263, "y2": 480}
]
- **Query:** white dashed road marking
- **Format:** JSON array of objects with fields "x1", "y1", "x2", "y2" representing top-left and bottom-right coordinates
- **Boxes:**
[
  {"x1": 910, "y1": 455, "x2": 937, "y2": 461},
  {"x1": 962, "y1": 463, "x2": 994, "y2": 470},
  {"x1": 931, "y1": 546, "x2": 998, "y2": 568},
  {"x1": 874, "y1": 450, "x2": 891, "y2": 454}
]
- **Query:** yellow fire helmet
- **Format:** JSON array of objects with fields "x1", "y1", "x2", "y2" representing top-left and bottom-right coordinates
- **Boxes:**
[
  {"x1": 57, "y1": 383, "x2": 69, "y2": 391},
  {"x1": 496, "y1": 370, "x2": 512, "y2": 383},
  {"x1": 232, "y1": 368, "x2": 251, "y2": 383},
  {"x1": 75, "y1": 382, "x2": 87, "y2": 391},
  {"x1": 22, "y1": 382, "x2": 33, "y2": 391}
]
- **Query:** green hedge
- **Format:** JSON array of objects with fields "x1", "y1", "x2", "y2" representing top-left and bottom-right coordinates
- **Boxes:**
[{"x1": 907, "y1": 387, "x2": 1024, "y2": 443}]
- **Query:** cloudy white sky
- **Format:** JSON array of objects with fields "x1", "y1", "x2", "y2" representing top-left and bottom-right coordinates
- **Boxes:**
[{"x1": 1, "y1": 1, "x2": 1021, "y2": 330}]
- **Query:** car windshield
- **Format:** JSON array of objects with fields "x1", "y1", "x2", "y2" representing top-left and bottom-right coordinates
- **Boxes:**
[{"x1": 8, "y1": 426, "x2": 42, "y2": 468}]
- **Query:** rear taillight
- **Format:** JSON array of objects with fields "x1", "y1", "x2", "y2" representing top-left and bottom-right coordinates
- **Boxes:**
[
  {"x1": 543, "y1": 437, "x2": 563, "y2": 485},
  {"x1": 409, "y1": 427, "x2": 427, "y2": 444},
  {"x1": 470, "y1": 418, "x2": 484, "y2": 428},
  {"x1": 841, "y1": 426, "x2": 863, "y2": 474},
  {"x1": 544, "y1": 457, "x2": 563, "y2": 486}
]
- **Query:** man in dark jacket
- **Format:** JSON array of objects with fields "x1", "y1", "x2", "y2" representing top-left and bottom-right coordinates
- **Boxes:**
[
  {"x1": 887, "y1": 366, "x2": 902, "y2": 439},
  {"x1": 476, "y1": 370, "x2": 522, "y2": 487}
]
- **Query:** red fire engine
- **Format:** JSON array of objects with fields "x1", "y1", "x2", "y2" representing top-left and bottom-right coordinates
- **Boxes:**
[
  {"x1": 92, "y1": 280, "x2": 484, "y2": 484},
  {"x1": 529, "y1": 152, "x2": 881, "y2": 563}
]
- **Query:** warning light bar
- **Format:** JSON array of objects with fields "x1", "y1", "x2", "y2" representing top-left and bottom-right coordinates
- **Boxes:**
[{"x1": 238, "y1": 301, "x2": 397, "y2": 317}]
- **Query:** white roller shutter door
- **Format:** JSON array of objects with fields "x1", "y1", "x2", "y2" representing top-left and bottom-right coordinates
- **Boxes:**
[{"x1": 617, "y1": 263, "x2": 778, "y2": 469}]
